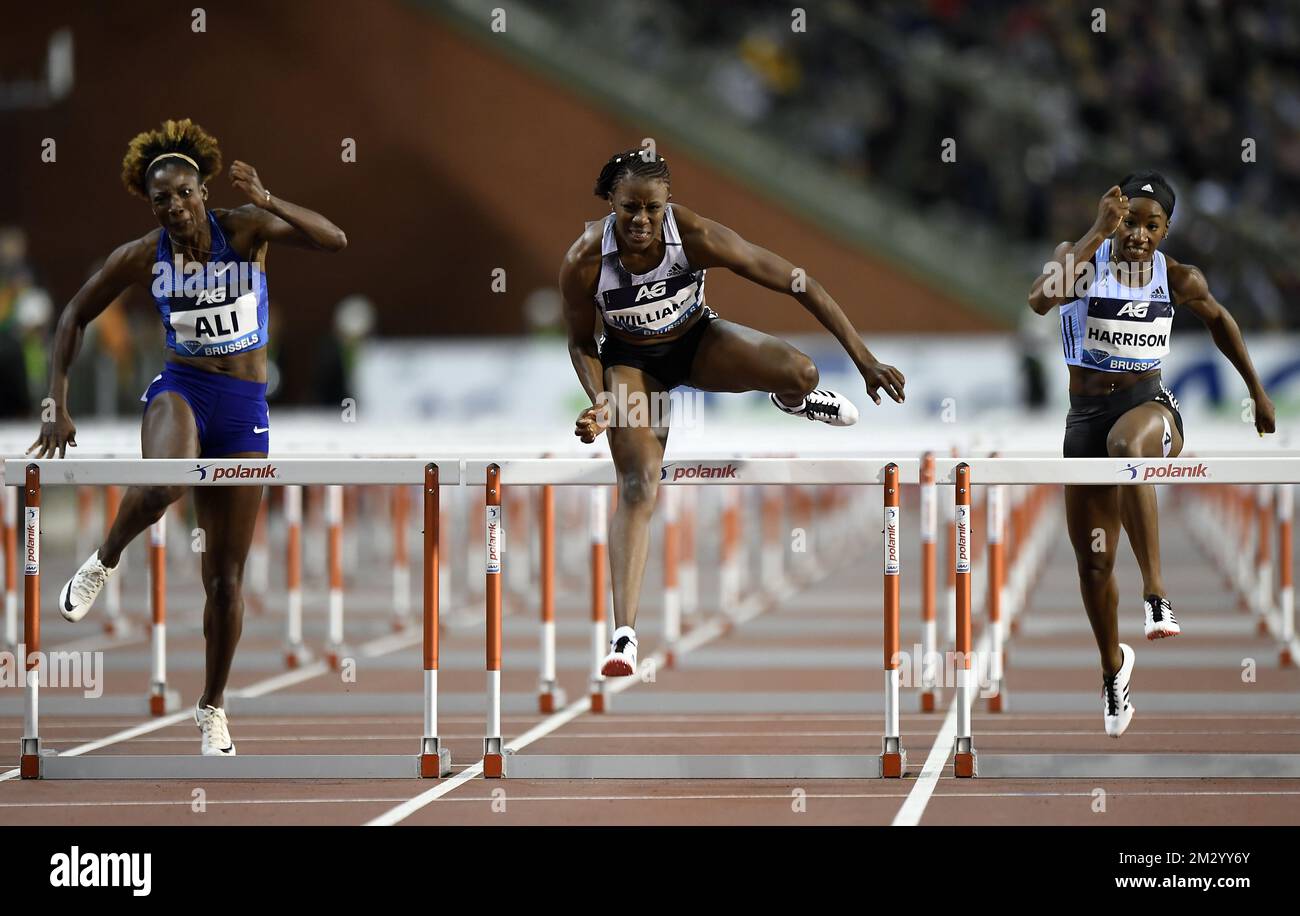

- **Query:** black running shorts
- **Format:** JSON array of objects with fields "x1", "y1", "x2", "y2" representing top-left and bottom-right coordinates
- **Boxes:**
[
  {"x1": 597, "y1": 310, "x2": 717, "y2": 390},
  {"x1": 1063, "y1": 374, "x2": 1184, "y2": 458}
]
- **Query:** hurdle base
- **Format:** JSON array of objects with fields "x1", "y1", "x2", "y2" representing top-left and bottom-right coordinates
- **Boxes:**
[
  {"x1": 103, "y1": 617, "x2": 134, "y2": 638},
  {"x1": 589, "y1": 677, "x2": 607, "y2": 713},
  {"x1": 1257, "y1": 618, "x2": 1271, "y2": 637},
  {"x1": 1282, "y1": 646, "x2": 1294, "y2": 668},
  {"x1": 325, "y1": 643, "x2": 353, "y2": 671},
  {"x1": 976, "y1": 754, "x2": 1300, "y2": 779},
  {"x1": 920, "y1": 690, "x2": 936, "y2": 713},
  {"x1": 35, "y1": 753, "x2": 426, "y2": 779},
  {"x1": 149, "y1": 686, "x2": 182, "y2": 717},
  {"x1": 19, "y1": 737, "x2": 41, "y2": 779},
  {"x1": 953, "y1": 737, "x2": 977, "y2": 778},
  {"x1": 419, "y1": 738, "x2": 452, "y2": 778},
  {"x1": 391, "y1": 615, "x2": 411, "y2": 633},
  {"x1": 283, "y1": 642, "x2": 314, "y2": 670},
  {"x1": 537, "y1": 682, "x2": 567, "y2": 714},
  {"x1": 987, "y1": 690, "x2": 1006, "y2": 713},
  {"x1": 497, "y1": 754, "x2": 885, "y2": 779}
]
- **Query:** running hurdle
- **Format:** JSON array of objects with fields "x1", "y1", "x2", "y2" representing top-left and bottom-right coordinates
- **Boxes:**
[
  {"x1": 468, "y1": 458, "x2": 906, "y2": 780},
  {"x1": 467, "y1": 456, "x2": 1300, "y2": 781},
  {"x1": 7, "y1": 458, "x2": 455, "y2": 780}
]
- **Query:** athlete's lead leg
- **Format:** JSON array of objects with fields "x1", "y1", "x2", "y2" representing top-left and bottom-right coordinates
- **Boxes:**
[{"x1": 1110, "y1": 401, "x2": 1184, "y2": 638}]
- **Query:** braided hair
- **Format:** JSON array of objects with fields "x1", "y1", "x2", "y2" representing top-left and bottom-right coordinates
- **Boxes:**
[
  {"x1": 593, "y1": 148, "x2": 670, "y2": 199},
  {"x1": 121, "y1": 118, "x2": 222, "y2": 199}
]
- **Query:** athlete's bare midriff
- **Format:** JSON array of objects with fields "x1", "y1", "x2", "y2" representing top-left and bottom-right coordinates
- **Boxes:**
[{"x1": 1068, "y1": 364, "x2": 1161, "y2": 397}]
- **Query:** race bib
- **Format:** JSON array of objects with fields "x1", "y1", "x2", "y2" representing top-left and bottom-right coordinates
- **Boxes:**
[{"x1": 169, "y1": 292, "x2": 261, "y2": 356}]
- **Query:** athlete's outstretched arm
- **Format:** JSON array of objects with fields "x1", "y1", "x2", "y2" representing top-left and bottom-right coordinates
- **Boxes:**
[
  {"x1": 675, "y1": 207, "x2": 904, "y2": 405},
  {"x1": 227, "y1": 160, "x2": 347, "y2": 252},
  {"x1": 28, "y1": 239, "x2": 150, "y2": 458},
  {"x1": 560, "y1": 234, "x2": 610, "y2": 442},
  {"x1": 1170, "y1": 260, "x2": 1275, "y2": 435},
  {"x1": 1028, "y1": 186, "x2": 1128, "y2": 314}
]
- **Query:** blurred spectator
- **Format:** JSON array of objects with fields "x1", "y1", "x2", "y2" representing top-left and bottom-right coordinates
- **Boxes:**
[
  {"x1": 521, "y1": 0, "x2": 1300, "y2": 329},
  {"x1": 313, "y1": 294, "x2": 375, "y2": 407}
]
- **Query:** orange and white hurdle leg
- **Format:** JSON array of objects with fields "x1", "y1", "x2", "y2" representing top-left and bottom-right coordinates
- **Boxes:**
[
  {"x1": 420, "y1": 465, "x2": 452, "y2": 777},
  {"x1": 760, "y1": 486, "x2": 783, "y2": 593},
  {"x1": 483, "y1": 464, "x2": 505, "y2": 777},
  {"x1": 719, "y1": 487, "x2": 740, "y2": 617},
  {"x1": 1278, "y1": 484, "x2": 1294, "y2": 666},
  {"x1": 589, "y1": 486, "x2": 609, "y2": 712},
  {"x1": 3, "y1": 483, "x2": 16, "y2": 650},
  {"x1": 1256, "y1": 485, "x2": 1274, "y2": 636},
  {"x1": 882, "y1": 463, "x2": 906, "y2": 777},
  {"x1": 953, "y1": 463, "x2": 977, "y2": 777},
  {"x1": 391, "y1": 484, "x2": 411, "y2": 631},
  {"x1": 986, "y1": 484, "x2": 1006, "y2": 712},
  {"x1": 662, "y1": 485, "x2": 681, "y2": 668},
  {"x1": 283, "y1": 485, "x2": 311, "y2": 668},
  {"x1": 325, "y1": 485, "x2": 347, "y2": 668},
  {"x1": 680, "y1": 499, "x2": 698, "y2": 626},
  {"x1": 20, "y1": 466, "x2": 41, "y2": 778},
  {"x1": 102, "y1": 485, "x2": 128, "y2": 636},
  {"x1": 919, "y1": 452, "x2": 938, "y2": 712},
  {"x1": 148, "y1": 516, "x2": 178, "y2": 715},
  {"x1": 537, "y1": 484, "x2": 565, "y2": 712}
]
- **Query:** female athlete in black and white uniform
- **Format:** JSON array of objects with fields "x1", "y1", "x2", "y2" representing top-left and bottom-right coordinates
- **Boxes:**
[
  {"x1": 1029, "y1": 172, "x2": 1275, "y2": 737},
  {"x1": 561, "y1": 149, "x2": 906, "y2": 676}
]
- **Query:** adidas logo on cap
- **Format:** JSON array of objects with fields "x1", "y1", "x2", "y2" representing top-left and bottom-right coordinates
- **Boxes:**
[{"x1": 1142, "y1": 183, "x2": 1154, "y2": 191}]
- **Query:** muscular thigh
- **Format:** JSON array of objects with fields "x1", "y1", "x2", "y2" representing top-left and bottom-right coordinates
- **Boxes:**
[
  {"x1": 1065, "y1": 484, "x2": 1120, "y2": 564},
  {"x1": 142, "y1": 393, "x2": 200, "y2": 459},
  {"x1": 1107, "y1": 402, "x2": 1183, "y2": 458},
  {"x1": 687, "y1": 319, "x2": 809, "y2": 393},
  {"x1": 193, "y1": 450, "x2": 265, "y2": 576},
  {"x1": 604, "y1": 364, "x2": 669, "y2": 469}
]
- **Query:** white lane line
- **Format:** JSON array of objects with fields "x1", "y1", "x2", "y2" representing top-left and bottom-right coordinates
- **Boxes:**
[
  {"x1": 368, "y1": 578, "x2": 808, "y2": 826},
  {"x1": 892, "y1": 702, "x2": 957, "y2": 826},
  {"x1": 893, "y1": 504, "x2": 1061, "y2": 826},
  {"x1": 364, "y1": 763, "x2": 484, "y2": 826}
]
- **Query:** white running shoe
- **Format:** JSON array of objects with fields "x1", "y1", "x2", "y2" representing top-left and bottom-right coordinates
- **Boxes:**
[
  {"x1": 1102, "y1": 643, "x2": 1136, "y2": 738},
  {"x1": 600, "y1": 626, "x2": 638, "y2": 678},
  {"x1": 1143, "y1": 595, "x2": 1180, "y2": 639},
  {"x1": 770, "y1": 389, "x2": 859, "y2": 427},
  {"x1": 57, "y1": 551, "x2": 118, "y2": 623},
  {"x1": 195, "y1": 703, "x2": 236, "y2": 756}
]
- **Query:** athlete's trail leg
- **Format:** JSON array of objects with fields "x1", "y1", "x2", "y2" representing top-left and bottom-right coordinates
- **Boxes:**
[
  {"x1": 605, "y1": 365, "x2": 669, "y2": 631},
  {"x1": 99, "y1": 393, "x2": 199, "y2": 567},
  {"x1": 193, "y1": 451, "x2": 264, "y2": 709},
  {"x1": 1065, "y1": 484, "x2": 1124, "y2": 674},
  {"x1": 1110, "y1": 403, "x2": 1183, "y2": 597},
  {"x1": 686, "y1": 319, "x2": 818, "y2": 403}
]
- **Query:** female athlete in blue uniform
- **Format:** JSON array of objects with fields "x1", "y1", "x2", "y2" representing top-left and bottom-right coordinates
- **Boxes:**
[
  {"x1": 27, "y1": 119, "x2": 346, "y2": 755},
  {"x1": 562, "y1": 149, "x2": 905, "y2": 676},
  {"x1": 1029, "y1": 172, "x2": 1274, "y2": 737}
]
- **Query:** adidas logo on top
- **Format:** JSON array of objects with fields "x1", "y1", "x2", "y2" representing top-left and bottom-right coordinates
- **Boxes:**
[{"x1": 1151, "y1": 285, "x2": 1167, "y2": 299}]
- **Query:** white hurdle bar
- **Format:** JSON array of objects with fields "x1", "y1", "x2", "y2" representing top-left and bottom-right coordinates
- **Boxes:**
[{"x1": 6, "y1": 458, "x2": 458, "y2": 780}]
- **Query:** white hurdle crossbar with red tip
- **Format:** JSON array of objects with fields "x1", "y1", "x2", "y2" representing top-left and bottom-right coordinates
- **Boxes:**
[{"x1": 6, "y1": 458, "x2": 457, "y2": 780}]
